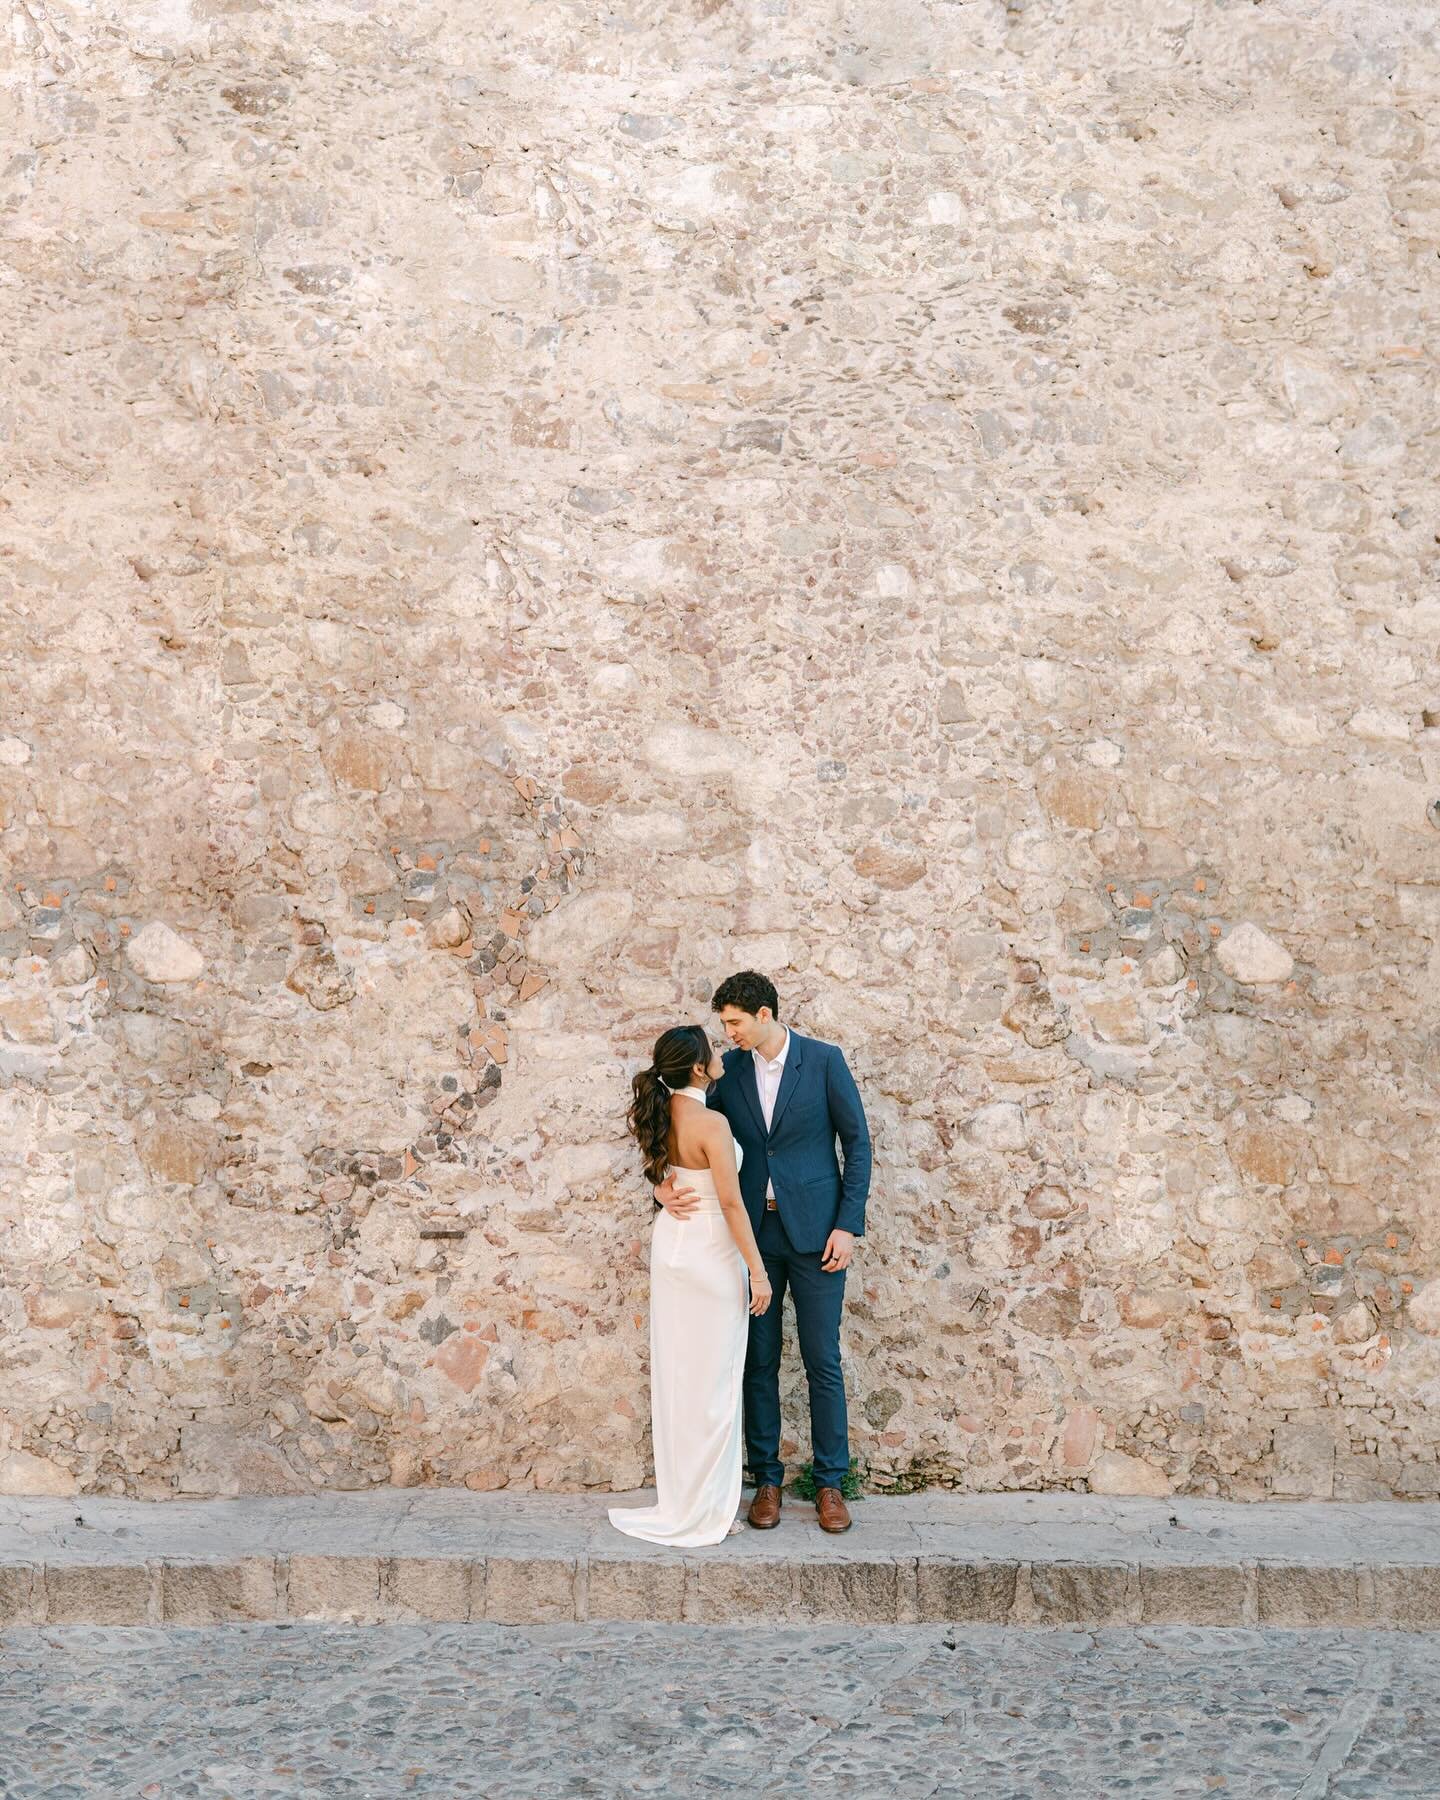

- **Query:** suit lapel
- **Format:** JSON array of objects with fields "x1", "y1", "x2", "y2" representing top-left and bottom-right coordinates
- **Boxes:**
[
  {"x1": 768, "y1": 1031, "x2": 804, "y2": 1136},
  {"x1": 731, "y1": 1051, "x2": 766, "y2": 1138}
]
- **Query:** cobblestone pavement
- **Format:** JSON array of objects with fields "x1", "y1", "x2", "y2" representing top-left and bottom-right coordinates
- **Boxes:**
[{"x1": 2, "y1": 1623, "x2": 1435, "y2": 1798}]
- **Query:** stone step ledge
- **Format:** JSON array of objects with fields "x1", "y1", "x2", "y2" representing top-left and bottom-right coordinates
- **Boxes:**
[
  {"x1": 4, "y1": 1555, "x2": 1440, "y2": 1630},
  {"x1": 4, "y1": 1491, "x2": 1439, "y2": 1629}
]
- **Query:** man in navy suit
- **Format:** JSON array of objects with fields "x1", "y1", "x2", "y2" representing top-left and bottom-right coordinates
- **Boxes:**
[{"x1": 656, "y1": 971, "x2": 872, "y2": 1533}]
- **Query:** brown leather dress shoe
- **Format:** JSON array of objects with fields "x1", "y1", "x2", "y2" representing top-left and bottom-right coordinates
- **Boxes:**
[
  {"x1": 815, "y1": 1487, "x2": 852, "y2": 1533},
  {"x1": 747, "y1": 1483, "x2": 782, "y2": 1529}
]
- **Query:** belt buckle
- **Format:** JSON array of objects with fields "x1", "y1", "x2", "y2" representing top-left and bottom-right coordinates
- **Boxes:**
[{"x1": 765, "y1": 1197, "x2": 777, "y2": 1211}]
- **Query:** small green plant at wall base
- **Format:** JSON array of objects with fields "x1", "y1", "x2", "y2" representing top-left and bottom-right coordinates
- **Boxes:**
[
  {"x1": 790, "y1": 1458, "x2": 864, "y2": 1502},
  {"x1": 872, "y1": 1464, "x2": 931, "y2": 1497}
]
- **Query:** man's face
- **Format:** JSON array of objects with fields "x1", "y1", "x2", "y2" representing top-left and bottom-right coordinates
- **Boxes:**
[{"x1": 718, "y1": 1005, "x2": 767, "y2": 1051}]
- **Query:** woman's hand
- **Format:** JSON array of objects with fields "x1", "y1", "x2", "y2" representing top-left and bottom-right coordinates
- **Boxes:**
[{"x1": 748, "y1": 1270, "x2": 773, "y2": 1316}]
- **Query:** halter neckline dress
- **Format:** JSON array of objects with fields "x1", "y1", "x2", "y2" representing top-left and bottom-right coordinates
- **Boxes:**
[{"x1": 608, "y1": 1085, "x2": 750, "y2": 1547}]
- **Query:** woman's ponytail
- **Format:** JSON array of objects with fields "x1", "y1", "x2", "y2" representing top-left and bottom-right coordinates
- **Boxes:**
[
  {"x1": 628, "y1": 1066, "x2": 672, "y2": 1187},
  {"x1": 627, "y1": 1025, "x2": 712, "y2": 1185}
]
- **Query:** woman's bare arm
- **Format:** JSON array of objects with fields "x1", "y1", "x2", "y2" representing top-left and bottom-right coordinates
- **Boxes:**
[{"x1": 701, "y1": 1118, "x2": 771, "y2": 1315}]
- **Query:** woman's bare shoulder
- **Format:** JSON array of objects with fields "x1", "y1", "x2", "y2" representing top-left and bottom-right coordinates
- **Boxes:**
[
  {"x1": 678, "y1": 1108, "x2": 729, "y2": 1149},
  {"x1": 697, "y1": 1111, "x2": 737, "y2": 1157}
]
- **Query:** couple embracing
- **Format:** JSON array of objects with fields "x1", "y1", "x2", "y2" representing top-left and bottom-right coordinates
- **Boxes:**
[{"x1": 609, "y1": 971, "x2": 872, "y2": 1548}]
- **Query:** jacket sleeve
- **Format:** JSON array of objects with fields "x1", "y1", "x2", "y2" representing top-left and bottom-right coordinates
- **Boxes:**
[{"x1": 825, "y1": 1046, "x2": 871, "y2": 1238}]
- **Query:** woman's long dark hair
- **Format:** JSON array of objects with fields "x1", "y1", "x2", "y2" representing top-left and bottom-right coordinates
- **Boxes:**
[{"x1": 628, "y1": 1025, "x2": 712, "y2": 1186}]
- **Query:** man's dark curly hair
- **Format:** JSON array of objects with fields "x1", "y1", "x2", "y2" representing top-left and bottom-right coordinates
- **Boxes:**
[{"x1": 711, "y1": 970, "x2": 780, "y2": 1020}]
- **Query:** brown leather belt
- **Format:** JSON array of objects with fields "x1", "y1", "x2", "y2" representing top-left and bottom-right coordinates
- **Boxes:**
[{"x1": 765, "y1": 1197, "x2": 778, "y2": 1211}]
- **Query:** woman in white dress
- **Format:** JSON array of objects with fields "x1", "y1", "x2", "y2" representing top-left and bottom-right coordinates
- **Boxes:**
[{"x1": 609, "y1": 1025, "x2": 772, "y2": 1547}]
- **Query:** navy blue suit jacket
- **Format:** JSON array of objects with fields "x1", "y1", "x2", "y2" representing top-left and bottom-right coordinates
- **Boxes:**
[{"x1": 705, "y1": 1030, "x2": 871, "y2": 1255}]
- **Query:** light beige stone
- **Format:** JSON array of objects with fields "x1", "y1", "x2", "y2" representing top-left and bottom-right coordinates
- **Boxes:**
[
  {"x1": 1347, "y1": 707, "x2": 1411, "y2": 743},
  {"x1": 286, "y1": 1556, "x2": 385, "y2": 1621},
  {"x1": 527, "y1": 889, "x2": 636, "y2": 969},
  {"x1": 161, "y1": 1560, "x2": 283, "y2": 1623},
  {"x1": 482, "y1": 1557, "x2": 576, "y2": 1624},
  {"x1": 853, "y1": 844, "x2": 927, "y2": 889},
  {"x1": 914, "y1": 1562, "x2": 1019, "y2": 1624},
  {"x1": 124, "y1": 921, "x2": 204, "y2": 982},
  {"x1": 962, "y1": 1102, "x2": 1027, "y2": 1151},
  {"x1": 1215, "y1": 922, "x2": 1294, "y2": 985},
  {"x1": 1333, "y1": 1301, "x2": 1377, "y2": 1344},
  {"x1": 135, "y1": 1117, "x2": 216, "y2": 1188},
  {"x1": 587, "y1": 1558, "x2": 686, "y2": 1623},
  {"x1": 1255, "y1": 1565, "x2": 1365, "y2": 1627},
  {"x1": 0, "y1": 991, "x2": 54, "y2": 1044},
  {"x1": 794, "y1": 1560, "x2": 901, "y2": 1623},
  {"x1": 387, "y1": 1557, "x2": 476, "y2": 1621},
  {"x1": 1089, "y1": 1451, "x2": 1171, "y2": 1497},
  {"x1": 690, "y1": 1558, "x2": 796, "y2": 1625},
  {"x1": 0, "y1": 1566, "x2": 40, "y2": 1626},
  {"x1": 1370, "y1": 1567, "x2": 1440, "y2": 1629},
  {"x1": 1139, "y1": 1565, "x2": 1247, "y2": 1625},
  {"x1": 0, "y1": 1451, "x2": 77, "y2": 1497},
  {"x1": 1277, "y1": 350, "x2": 1355, "y2": 423},
  {"x1": 1087, "y1": 997, "x2": 1146, "y2": 1044},
  {"x1": 45, "y1": 1564, "x2": 152, "y2": 1625},
  {"x1": 1408, "y1": 1280, "x2": 1440, "y2": 1336},
  {"x1": 1028, "y1": 1563, "x2": 1136, "y2": 1626},
  {"x1": 426, "y1": 905, "x2": 470, "y2": 949},
  {"x1": 1272, "y1": 1421, "x2": 1337, "y2": 1499}
]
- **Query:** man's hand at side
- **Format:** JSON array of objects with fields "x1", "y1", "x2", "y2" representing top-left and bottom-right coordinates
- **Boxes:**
[
  {"x1": 653, "y1": 1173, "x2": 702, "y2": 1220},
  {"x1": 820, "y1": 1228, "x2": 855, "y2": 1272}
]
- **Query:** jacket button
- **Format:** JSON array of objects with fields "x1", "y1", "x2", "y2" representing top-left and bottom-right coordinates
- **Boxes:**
[{"x1": 767, "y1": 1148, "x2": 773, "y2": 1157}]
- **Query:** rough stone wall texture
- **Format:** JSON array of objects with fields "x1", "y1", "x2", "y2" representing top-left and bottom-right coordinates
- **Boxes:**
[{"x1": 1, "y1": 0, "x2": 1437, "y2": 1504}]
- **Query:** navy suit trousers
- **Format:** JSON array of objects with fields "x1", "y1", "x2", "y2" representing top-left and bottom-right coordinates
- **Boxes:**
[{"x1": 744, "y1": 1207, "x2": 849, "y2": 1490}]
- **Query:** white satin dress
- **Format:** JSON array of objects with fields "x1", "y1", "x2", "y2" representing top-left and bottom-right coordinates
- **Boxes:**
[{"x1": 609, "y1": 1089, "x2": 749, "y2": 1547}]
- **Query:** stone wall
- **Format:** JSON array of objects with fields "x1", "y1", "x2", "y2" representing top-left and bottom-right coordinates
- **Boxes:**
[{"x1": 1, "y1": 0, "x2": 1437, "y2": 1503}]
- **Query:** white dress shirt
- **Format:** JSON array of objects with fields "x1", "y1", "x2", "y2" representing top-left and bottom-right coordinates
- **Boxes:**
[{"x1": 753, "y1": 1028, "x2": 790, "y2": 1199}]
